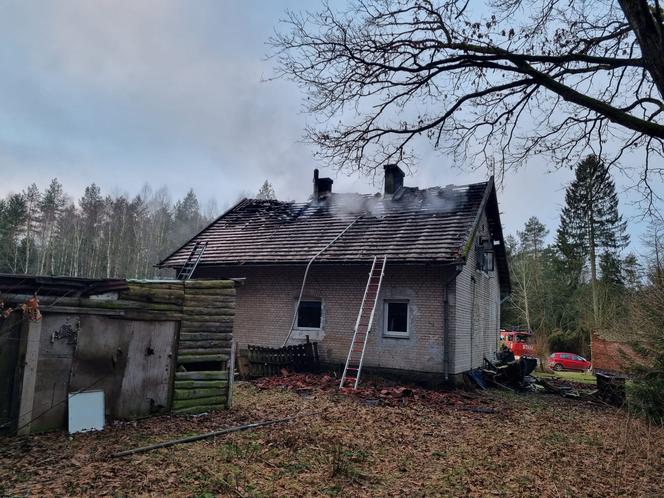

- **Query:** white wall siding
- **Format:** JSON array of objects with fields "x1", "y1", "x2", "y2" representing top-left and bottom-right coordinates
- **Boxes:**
[{"x1": 451, "y1": 211, "x2": 501, "y2": 373}]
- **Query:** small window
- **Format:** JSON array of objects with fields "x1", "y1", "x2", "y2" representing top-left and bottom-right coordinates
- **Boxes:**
[
  {"x1": 560, "y1": 354, "x2": 571, "y2": 359},
  {"x1": 384, "y1": 301, "x2": 409, "y2": 337},
  {"x1": 475, "y1": 245, "x2": 494, "y2": 272},
  {"x1": 297, "y1": 301, "x2": 322, "y2": 329}
]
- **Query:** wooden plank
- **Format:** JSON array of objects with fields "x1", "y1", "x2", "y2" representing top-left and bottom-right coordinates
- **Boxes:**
[
  {"x1": 181, "y1": 316, "x2": 233, "y2": 323},
  {"x1": 173, "y1": 388, "x2": 223, "y2": 400},
  {"x1": 183, "y1": 296, "x2": 235, "y2": 305},
  {"x1": 178, "y1": 354, "x2": 230, "y2": 363},
  {"x1": 177, "y1": 340, "x2": 231, "y2": 349},
  {"x1": 175, "y1": 371, "x2": 229, "y2": 381},
  {"x1": 172, "y1": 404, "x2": 226, "y2": 415},
  {"x1": 178, "y1": 347, "x2": 232, "y2": 356},
  {"x1": 120, "y1": 288, "x2": 184, "y2": 305},
  {"x1": 179, "y1": 332, "x2": 232, "y2": 341},
  {"x1": 185, "y1": 280, "x2": 235, "y2": 289},
  {"x1": 174, "y1": 380, "x2": 228, "y2": 389},
  {"x1": 127, "y1": 281, "x2": 184, "y2": 291},
  {"x1": 123, "y1": 311, "x2": 184, "y2": 321},
  {"x1": 17, "y1": 320, "x2": 42, "y2": 435},
  {"x1": 182, "y1": 289, "x2": 236, "y2": 297},
  {"x1": 227, "y1": 339, "x2": 236, "y2": 409},
  {"x1": 116, "y1": 320, "x2": 178, "y2": 419},
  {"x1": 172, "y1": 395, "x2": 227, "y2": 410},
  {"x1": 182, "y1": 305, "x2": 235, "y2": 314},
  {"x1": 179, "y1": 324, "x2": 233, "y2": 333}
]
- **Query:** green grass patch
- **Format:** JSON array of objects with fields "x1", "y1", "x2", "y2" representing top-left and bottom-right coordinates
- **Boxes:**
[{"x1": 534, "y1": 370, "x2": 597, "y2": 384}]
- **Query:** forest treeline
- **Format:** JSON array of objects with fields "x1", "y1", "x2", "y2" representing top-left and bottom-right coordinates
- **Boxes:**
[
  {"x1": 0, "y1": 179, "x2": 218, "y2": 279},
  {"x1": 501, "y1": 156, "x2": 664, "y2": 421},
  {"x1": 501, "y1": 155, "x2": 660, "y2": 353}
]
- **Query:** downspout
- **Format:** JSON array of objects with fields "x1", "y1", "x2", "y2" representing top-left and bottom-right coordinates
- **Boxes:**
[{"x1": 443, "y1": 263, "x2": 463, "y2": 382}]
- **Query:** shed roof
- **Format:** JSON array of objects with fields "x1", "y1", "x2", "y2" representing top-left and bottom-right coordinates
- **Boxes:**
[{"x1": 159, "y1": 178, "x2": 510, "y2": 294}]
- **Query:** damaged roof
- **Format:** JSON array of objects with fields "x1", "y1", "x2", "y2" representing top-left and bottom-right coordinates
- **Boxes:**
[{"x1": 159, "y1": 178, "x2": 509, "y2": 293}]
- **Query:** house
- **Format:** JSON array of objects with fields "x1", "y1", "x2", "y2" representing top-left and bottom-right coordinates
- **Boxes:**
[{"x1": 159, "y1": 165, "x2": 510, "y2": 384}]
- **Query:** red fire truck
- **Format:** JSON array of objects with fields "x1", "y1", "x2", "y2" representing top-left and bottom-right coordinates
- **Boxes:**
[{"x1": 499, "y1": 329, "x2": 537, "y2": 359}]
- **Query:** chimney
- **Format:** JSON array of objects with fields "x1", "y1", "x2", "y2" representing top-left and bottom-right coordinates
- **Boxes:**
[
  {"x1": 384, "y1": 164, "x2": 405, "y2": 195},
  {"x1": 313, "y1": 169, "x2": 333, "y2": 201}
]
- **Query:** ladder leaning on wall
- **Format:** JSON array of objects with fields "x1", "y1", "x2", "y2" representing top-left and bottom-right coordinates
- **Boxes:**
[
  {"x1": 177, "y1": 241, "x2": 208, "y2": 280},
  {"x1": 340, "y1": 256, "x2": 387, "y2": 389}
]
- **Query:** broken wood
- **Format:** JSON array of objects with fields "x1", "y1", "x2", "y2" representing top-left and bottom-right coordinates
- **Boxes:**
[{"x1": 111, "y1": 413, "x2": 318, "y2": 458}]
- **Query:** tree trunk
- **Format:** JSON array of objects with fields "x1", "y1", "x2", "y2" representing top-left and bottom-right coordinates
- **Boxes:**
[{"x1": 619, "y1": 0, "x2": 664, "y2": 100}]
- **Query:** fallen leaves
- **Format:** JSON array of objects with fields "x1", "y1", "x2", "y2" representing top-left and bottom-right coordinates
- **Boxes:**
[{"x1": 0, "y1": 375, "x2": 662, "y2": 497}]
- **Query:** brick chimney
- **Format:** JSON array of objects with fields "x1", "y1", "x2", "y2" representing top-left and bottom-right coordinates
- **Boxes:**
[
  {"x1": 384, "y1": 164, "x2": 405, "y2": 195},
  {"x1": 313, "y1": 169, "x2": 333, "y2": 201}
]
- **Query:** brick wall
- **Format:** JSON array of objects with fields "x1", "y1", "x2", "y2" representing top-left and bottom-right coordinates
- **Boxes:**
[{"x1": 197, "y1": 264, "x2": 453, "y2": 374}]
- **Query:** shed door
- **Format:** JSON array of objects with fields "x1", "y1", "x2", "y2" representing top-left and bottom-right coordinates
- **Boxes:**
[{"x1": 69, "y1": 316, "x2": 177, "y2": 420}]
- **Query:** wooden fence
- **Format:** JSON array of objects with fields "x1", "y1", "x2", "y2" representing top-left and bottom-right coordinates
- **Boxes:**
[{"x1": 247, "y1": 340, "x2": 320, "y2": 377}]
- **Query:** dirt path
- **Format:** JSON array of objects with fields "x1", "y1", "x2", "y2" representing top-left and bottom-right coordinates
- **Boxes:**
[{"x1": 1, "y1": 376, "x2": 662, "y2": 497}]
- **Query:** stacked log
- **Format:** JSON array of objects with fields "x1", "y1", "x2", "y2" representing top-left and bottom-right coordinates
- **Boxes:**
[{"x1": 171, "y1": 280, "x2": 236, "y2": 414}]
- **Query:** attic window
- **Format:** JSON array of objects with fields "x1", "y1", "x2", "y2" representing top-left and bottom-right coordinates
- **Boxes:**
[
  {"x1": 384, "y1": 300, "x2": 409, "y2": 338},
  {"x1": 478, "y1": 251, "x2": 494, "y2": 272},
  {"x1": 297, "y1": 300, "x2": 322, "y2": 329}
]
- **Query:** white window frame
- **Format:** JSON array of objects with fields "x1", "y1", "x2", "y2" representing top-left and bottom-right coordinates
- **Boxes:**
[
  {"x1": 383, "y1": 299, "x2": 410, "y2": 338},
  {"x1": 295, "y1": 299, "x2": 323, "y2": 331}
]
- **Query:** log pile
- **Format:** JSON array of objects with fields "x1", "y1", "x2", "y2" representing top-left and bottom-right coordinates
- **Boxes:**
[{"x1": 172, "y1": 280, "x2": 236, "y2": 414}]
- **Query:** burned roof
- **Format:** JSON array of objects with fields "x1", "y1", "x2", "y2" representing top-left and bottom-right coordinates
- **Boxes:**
[{"x1": 159, "y1": 178, "x2": 509, "y2": 294}]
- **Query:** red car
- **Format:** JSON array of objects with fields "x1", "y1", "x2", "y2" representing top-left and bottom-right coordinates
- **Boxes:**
[{"x1": 547, "y1": 352, "x2": 592, "y2": 372}]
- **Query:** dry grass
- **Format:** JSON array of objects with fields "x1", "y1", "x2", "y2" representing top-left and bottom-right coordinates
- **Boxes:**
[{"x1": 1, "y1": 380, "x2": 663, "y2": 497}]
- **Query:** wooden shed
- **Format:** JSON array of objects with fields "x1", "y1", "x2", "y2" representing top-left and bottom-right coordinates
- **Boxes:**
[{"x1": 0, "y1": 275, "x2": 236, "y2": 435}]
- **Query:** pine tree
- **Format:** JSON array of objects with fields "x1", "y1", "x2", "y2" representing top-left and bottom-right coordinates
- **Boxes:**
[
  {"x1": 22, "y1": 183, "x2": 40, "y2": 274},
  {"x1": 256, "y1": 180, "x2": 276, "y2": 200},
  {"x1": 556, "y1": 155, "x2": 629, "y2": 328},
  {"x1": 0, "y1": 194, "x2": 27, "y2": 272},
  {"x1": 38, "y1": 179, "x2": 66, "y2": 275}
]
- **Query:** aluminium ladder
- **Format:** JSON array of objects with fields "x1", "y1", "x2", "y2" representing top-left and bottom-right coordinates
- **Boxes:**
[
  {"x1": 176, "y1": 241, "x2": 208, "y2": 280},
  {"x1": 340, "y1": 256, "x2": 387, "y2": 389}
]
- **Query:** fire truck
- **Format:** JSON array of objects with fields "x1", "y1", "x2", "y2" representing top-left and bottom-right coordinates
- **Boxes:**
[{"x1": 499, "y1": 328, "x2": 537, "y2": 359}]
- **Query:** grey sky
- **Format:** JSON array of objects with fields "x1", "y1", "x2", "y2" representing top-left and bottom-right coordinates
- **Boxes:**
[{"x1": 0, "y1": 0, "x2": 659, "y2": 253}]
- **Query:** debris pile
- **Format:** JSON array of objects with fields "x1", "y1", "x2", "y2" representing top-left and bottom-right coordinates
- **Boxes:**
[{"x1": 253, "y1": 370, "x2": 492, "y2": 409}]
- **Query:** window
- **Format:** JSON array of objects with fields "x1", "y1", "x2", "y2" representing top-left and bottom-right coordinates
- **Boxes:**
[
  {"x1": 384, "y1": 301, "x2": 409, "y2": 337},
  {"x1": 297, "y1": 301, "x2": 322, "y2": 329},
  {"x1": 479, "y1": 251, "x2": 494, "y2": 272},
  {"x1": 560, "y1": 354, "x2": 571, "y2": 359}
]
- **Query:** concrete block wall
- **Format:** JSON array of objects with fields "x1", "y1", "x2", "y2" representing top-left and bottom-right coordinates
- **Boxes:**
[{"x1": 197, "y1": 264, "x2": 453, "y2": 374}]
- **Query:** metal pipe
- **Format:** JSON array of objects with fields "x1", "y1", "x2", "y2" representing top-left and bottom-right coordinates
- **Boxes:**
[
  {"x1": 442, "y1": 264, "x2": 463, "y2": 381},
  {"x1": 282, "y1": 217, "x2": 361, "y2": 347}
]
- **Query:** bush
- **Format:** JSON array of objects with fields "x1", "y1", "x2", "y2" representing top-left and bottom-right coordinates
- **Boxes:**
[{"x1": 627, "y1": 377, "x2": 664, "y2": 424}]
